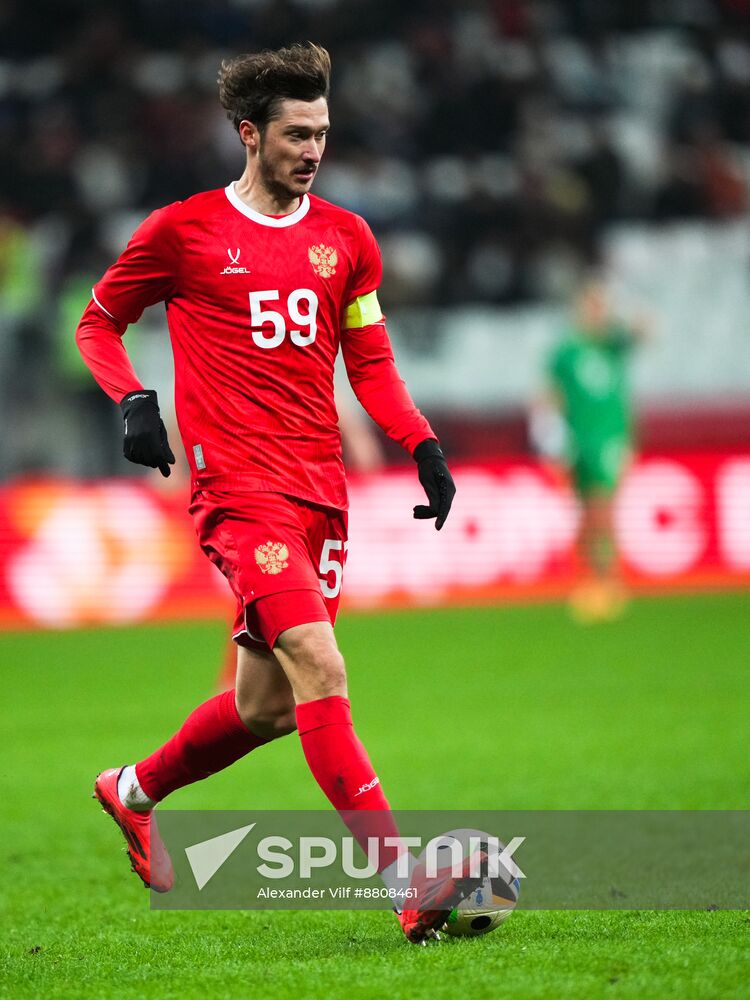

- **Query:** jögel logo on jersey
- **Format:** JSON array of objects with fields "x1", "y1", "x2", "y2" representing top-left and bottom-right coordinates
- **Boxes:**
[{"x1": 221, "y1": 248, "x2": 251, "y2": 275}]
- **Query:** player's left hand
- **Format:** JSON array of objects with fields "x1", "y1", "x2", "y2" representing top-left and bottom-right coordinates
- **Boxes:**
[{"x1": 413, "y1": 439, "x2": 456, "y2": 530}]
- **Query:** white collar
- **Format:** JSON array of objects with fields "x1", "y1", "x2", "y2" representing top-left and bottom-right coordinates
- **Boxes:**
[{"x1": 224, "y1": 182, "x2": 310, "y2": 228}]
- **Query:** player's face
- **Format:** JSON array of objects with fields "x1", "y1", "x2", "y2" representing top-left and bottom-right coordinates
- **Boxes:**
[
  {"x1": 577, "y1": 285, "x2": 610, "y2": 334},
  {"x1": 258, "y1": 98, "x2": 330, "y2": 201}
]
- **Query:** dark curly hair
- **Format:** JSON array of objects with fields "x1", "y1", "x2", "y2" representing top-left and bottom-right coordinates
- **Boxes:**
[{"x1": 218, "y1": 42, "x2": 331, "y2": 135}]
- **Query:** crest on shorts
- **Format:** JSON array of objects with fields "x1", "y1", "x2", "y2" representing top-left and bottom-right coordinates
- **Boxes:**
[
  {"x1": 308, "y1": 244, "x2": 338, "y2": 278},
  {"x1": 254, "y1": 541, "x2": 290, "y2": 575}
]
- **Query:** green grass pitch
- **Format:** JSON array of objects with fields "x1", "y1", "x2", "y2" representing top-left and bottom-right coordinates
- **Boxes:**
[{"x1": 2, "y1": 592, "x2": 749, "y2": 999}]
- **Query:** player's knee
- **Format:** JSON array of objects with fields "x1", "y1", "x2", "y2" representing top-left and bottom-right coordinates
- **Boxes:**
[
  {"x1": 279, "y1": 628, "x2": 347, "y2": 700},
  {"x1": 304, "y1": 649, "x2": 347, "y2": 700}
]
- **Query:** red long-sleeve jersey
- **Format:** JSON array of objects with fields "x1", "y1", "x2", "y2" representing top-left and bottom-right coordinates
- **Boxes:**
[{"x1": 76, "y1": 185, "x2": 434, "y2": 510}]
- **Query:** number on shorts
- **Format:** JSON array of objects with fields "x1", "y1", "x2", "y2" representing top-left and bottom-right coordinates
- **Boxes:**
[{"x1": 319, "y1": 538, "x2": 348, "y2": 598}]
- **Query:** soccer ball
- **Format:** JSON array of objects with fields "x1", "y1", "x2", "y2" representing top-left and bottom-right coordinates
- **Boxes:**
[
  {"x1": 441, "y1": 872, "x2": 520, "y2": 937},
  {"x1": 432, "y1": 828, "x2": 521, "y2": 938}
]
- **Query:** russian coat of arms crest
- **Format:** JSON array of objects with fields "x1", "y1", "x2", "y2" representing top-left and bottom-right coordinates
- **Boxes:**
[
  {"x1": 308, "y1": 244, "x2": 338, "y2": 278},
  {"x1": 254, "y1": 541, "x2": 290, "y2": 575}
]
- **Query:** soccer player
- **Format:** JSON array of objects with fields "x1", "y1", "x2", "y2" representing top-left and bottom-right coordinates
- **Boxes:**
[
  {"x1": 531, "y1": 281, "x2": 644, "y2": 621},
  {"x1": 76, "y1": 43, "x2": 469, "y2": 943}
]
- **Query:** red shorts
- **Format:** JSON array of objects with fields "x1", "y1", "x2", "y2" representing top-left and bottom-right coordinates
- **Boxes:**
[{"x1": 190, "y1": 489, "x2": 348, "y2": 650}]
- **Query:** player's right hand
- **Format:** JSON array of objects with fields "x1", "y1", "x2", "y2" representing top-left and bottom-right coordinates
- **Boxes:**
[{"x1": 120, "y1": 389, "x2": 176, "y2": 478}]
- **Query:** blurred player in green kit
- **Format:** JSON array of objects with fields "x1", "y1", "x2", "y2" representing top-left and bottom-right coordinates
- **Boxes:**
[{"x1": 532, "y1": 281, "x2": 646, "y2": 622}]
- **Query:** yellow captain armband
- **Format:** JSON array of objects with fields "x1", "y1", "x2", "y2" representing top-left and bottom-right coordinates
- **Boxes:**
[{"x1": 343, "y1": 290, "x2": 383, "y2": 329}]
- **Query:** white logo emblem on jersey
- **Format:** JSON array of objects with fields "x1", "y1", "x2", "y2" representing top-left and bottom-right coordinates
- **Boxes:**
[{"x1": 221, "y1": 248, "x2": 251, "y2": 275}]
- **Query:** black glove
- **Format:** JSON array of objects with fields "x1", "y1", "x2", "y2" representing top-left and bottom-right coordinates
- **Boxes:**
[
  {"x1": 413, "y1": 438, "x2": 456, "y2": 530},
  {"x1": 120, "y1": 389, "x2": 176, "y2": 478}
]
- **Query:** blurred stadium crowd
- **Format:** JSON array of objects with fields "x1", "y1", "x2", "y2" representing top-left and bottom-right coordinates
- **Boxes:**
[{"x1": 1, "y1": 0, "x2": 749, "y2": 475}]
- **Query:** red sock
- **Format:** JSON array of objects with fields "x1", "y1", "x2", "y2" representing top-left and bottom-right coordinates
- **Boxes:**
[
  {"x1": 136, "y1": 689, "x2": 267, "y2": 802},
  {"x1": 295, "y1": 695, "x2": 403, "y2": 871}
]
